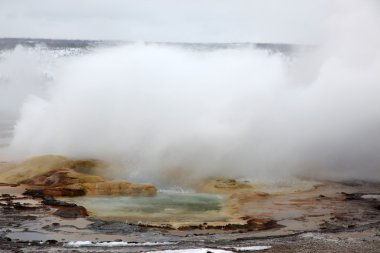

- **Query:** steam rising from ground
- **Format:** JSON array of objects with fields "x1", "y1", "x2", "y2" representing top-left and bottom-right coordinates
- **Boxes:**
[
  {"x1": 0, "y1": 47, "x2": 55, "y2": 117},
  {"x1": 1, "y1": 0, "x2": 380, "y2": 182}
]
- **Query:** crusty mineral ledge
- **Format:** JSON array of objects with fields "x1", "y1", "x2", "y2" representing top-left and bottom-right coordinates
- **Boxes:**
[
  {"x1": 195, "y1": 178, "x2": 255, "y2": 194},
  {"x1": 0, "y1": 155, "x2": 157, "y2": 197},
  {"x1": 0, "y1": 155, "x2": 107, "y2": 183},
  {"x1": 83, "y1": 181, "x2": 157, "y2": 196}
]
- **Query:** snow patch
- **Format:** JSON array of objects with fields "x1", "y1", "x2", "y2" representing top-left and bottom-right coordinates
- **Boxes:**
[
  {"x1": 361, "y1": 194, "x2": 380, "y2": 200},
  {"x1": 65, "y1": 241, "x2": 175, "y2": 247},
  {"x1": 146, "y1": 249, "x2": 233, "y2": 253},
  {"x1": 234, "y1": 246, "x2": 272, "y2": 251},
  {"x1": 233, "y1": 246, "x2": 272, "y2": 251}
]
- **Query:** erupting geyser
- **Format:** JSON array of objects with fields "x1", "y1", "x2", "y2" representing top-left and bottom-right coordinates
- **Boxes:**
[
  {"x1": 1, "y1": 0, "x2": 380, "y2": 184},
  {"x1": 1, "y1": 1, "x2": 380, "y2": 251}
]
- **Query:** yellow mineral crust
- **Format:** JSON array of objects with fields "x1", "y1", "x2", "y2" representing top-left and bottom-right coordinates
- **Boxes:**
[
  {"x1": 0, "y1": 155, "x2": 157, "y2": 197},
  {"x1": 83, "y1": 181, "x2": 157, "y2": 196}
]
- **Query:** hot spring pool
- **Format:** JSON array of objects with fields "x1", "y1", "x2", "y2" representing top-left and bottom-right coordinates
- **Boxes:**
[{"x1": 59, "y1": 191, "x2": 229, "y2": 225}]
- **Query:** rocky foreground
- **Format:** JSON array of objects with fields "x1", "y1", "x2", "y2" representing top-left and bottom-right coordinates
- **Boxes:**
[
  {"x1": 0, "y1": 155, "x2": 379, "y2": 252},
  {"x1": 0, "y1": 155, "x2": 157, "y2": 197}
]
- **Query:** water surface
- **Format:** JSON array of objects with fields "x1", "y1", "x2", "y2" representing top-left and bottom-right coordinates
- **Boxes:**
[{"x1": 60, "y1": 191, "x2": 228, "y2": 225}]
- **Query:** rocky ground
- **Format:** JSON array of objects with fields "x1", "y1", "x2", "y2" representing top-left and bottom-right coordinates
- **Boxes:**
[
  {"x1": 0, "y1": 181, "x2": 379, "y2": 252},
  {"x1": 0, "y1": 155, "x2": 379, "y2": 252}
]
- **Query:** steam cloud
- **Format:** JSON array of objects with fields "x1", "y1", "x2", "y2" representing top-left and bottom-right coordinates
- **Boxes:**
[{"x1": 1, "y1": 0, "x2": 380, "y2": 182}]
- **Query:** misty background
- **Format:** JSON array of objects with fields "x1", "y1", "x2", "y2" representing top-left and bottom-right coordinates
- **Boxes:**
[
  {"x1": 0, "y1": 0, "x2": 380, "y2": 183},
  {"x1": 0, "y1": 0, "x2": 330, "y2": 43}
]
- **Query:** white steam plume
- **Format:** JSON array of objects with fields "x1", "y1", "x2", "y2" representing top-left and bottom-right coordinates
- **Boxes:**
[
  {"x1": 3, "y1": 0, "x2": 380, "y2": 182},
  {"x1": 0, "y1": 46, "x2": 56, "y2": 118}
]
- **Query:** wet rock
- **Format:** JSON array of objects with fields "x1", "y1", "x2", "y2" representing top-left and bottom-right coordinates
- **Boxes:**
[
  {"x1": 22, "y1": 189, "x2": 47, "y2": 199},
  {"x1": 178, "y1": 218, "x2": 281, "y2": 231},
  {"x1": 42, "y1": 199, "x2": 77, "y2": 207},
  {"x1": 341, "y1": 192, "x2": 363, "y2": 200},
  {"x1": 38, "y1": 187, "x2": 86, "y2": 197},
  {"x1": 177, "y1": 224, "x2": 204, "y2": 230},
  {"x1": 13, "y1": 202, "x2": 25, "y2": 209},
  {"x1": 53, "y1": 206, "x2": 88, "y2": 218},
  {"x1": 45, "y1": 239, "x2": 58, "y2": 245},
  {"x1": 246, "y1": 218, "x2": 279, "y2": 230},
  {"x1": 4, "y1": 215, "x2": 38, "y2": 221},
  {"x1": 88, "y1": 220, "x2": 146, "y2": 233},
  {"x1": 4, "y1": 201, "x2": 40, "y2": 211},
  {"x1": 23, "y1": 187, "x2": 85, "y2": 197},
  {"x1": 319, "y1": 221, "x2": 344, "y2": 231}
]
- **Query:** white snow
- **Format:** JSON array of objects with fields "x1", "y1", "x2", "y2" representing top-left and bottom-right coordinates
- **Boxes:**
[
  {"x1": 65, "y1": 241, "x2": 271, "y2": 252},
  {"x1": 146, "y1": 247, "x2": 272, "y2": 253},
  {"x1": 233, "y1": 245, "x2": 272, "y2": 251},
  {"x1": 65, "y1": 241, "x2": 175, "y2": 247},
  {"x1": 362, "y1": 194, "x2": 380, "y2": 200},
  {"x1": 146, "y1": 249, "x2": 233, "y2": 253}
]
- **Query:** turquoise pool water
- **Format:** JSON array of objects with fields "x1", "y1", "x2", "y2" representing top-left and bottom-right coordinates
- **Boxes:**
[{"x1": 59, "y1": 191, "x2": 227, "y2": 224}]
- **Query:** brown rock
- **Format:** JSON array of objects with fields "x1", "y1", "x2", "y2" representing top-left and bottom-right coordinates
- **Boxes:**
[
  {"x1": 196, "y1": 217, "x2": 280, "y2": 231},
  {"x1": 246, "y1": 217, "x2": 279, "y2": 230},
  {"x1": 40, "y1": 187, "x2": 86, "y2": 197},
  {"x1": 23, "y1": 185, "x2": 86, "y2": 197},
  {"x1": 0, "y1": 155, "x2": 68, "y2": 183},
  {"x1": 18, "y1": 167, "x2": 104, "y2": 197},
  {"x1": 231, "y1": 191, "x2": 269, "y2": 204},
  {"x1": 0, "y1": 182, "x2": 19, "y2": 187},
  {"x1": 0, "y1": 155, "x2": 108, "y2": 184},
  {"x1": 1, "y1": 155, "x2": 158, "y2": 197},
  {"x1": 19, "y1": 168, "x2": 104, "y2": 187},
  {"x1": 83, "y1": 181, "x2": 157, "y2": 196},
  {"x1": 53, "y1": 206, "x2": 88, "y2": 218},
  {"x1": 196, "y1": 178, "x2": 254, "y2": 193}
]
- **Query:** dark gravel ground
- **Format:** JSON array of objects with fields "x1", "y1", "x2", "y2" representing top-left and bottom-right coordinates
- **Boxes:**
[
  {"x1": 1, "y1": 185, "x2": 380, "y2": 253},
  {"x1": 1, "y1": 228, "x2": 380, "y2": 253},
  {"x1": 1, "y1": 207, "x2": 379, "y2": 253}
]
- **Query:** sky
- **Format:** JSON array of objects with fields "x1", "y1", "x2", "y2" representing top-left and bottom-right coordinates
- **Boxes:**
[{"x1": 0, "y1": 0, "x2": 330, "y2": 43}]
